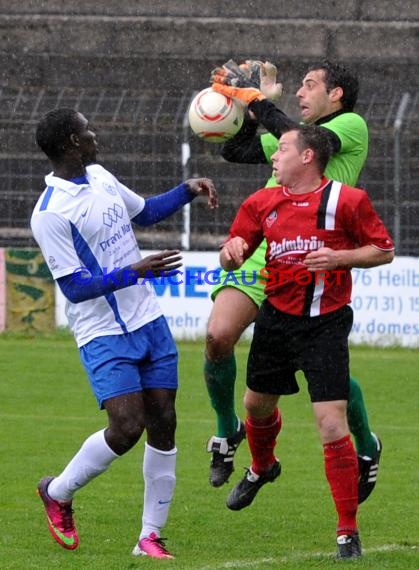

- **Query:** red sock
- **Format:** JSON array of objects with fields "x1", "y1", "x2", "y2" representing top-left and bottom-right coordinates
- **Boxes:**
[
  {"x1": 323, "y1": 435, "x2": 359, "y2": 534},
  {"x1": 246, "y1": 408, "x2": 282, "y2": 475}
]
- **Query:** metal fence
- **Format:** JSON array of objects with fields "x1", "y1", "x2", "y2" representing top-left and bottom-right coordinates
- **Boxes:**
[{"x1": 0, "y1": 85, "x2": 418, "y2": 255}]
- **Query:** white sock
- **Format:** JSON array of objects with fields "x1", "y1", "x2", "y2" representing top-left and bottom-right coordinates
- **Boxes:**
[
  {"x1": 48, "y1": 429, "x2": 119, "y2": 501},
  {"x1": 140, "y1": 442, "x2": 177, "y2": 540}
]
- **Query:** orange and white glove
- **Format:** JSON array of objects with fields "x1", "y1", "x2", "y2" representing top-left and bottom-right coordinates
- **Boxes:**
[
  {"x1": 210, "y1": 59, "x2": 282, "y2": 105},
  {"x1": 237, "y1": 60, "x2": 283, "y2": 101},
  {"x1": 210, "y1": 59, "x2": 266, "y2": 104},
  {"x1": 211, "y1": 81, "x2": 266, "y2": 105}
]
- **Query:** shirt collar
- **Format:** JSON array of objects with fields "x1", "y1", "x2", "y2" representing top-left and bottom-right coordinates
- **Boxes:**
[
  {"x1": 44, "y1": 171, "x2": 90, "y2": 196},
  {"x1": 316, "y1": 109, "x2": 347, "y2": 125}
]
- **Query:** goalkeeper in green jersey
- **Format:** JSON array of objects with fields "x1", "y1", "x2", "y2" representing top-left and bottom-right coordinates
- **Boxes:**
[{"x1": 204, "y1": 59, "x2": 382, "y2": 505}]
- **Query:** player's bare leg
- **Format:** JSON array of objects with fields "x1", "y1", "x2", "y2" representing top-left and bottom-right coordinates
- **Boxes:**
[{"x1": 205, "y1": 287, "x2": 258, "y2": 487}]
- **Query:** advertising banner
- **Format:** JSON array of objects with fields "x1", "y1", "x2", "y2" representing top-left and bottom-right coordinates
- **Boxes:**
[
  {"x1": 0, "y1": 248, "x2": 5, "y2": 331},
  {"x1": 5, "y1": 248, "x2": 55, "y2": 332},
  {"x1": 55, "y1": 252, "x2": 419, "y2": 347},
  {"x1": 349, "y1": 256, "x2": 419, "y2": 347}
]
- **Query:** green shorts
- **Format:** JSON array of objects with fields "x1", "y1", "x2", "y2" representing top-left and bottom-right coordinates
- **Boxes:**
[{"x1": 211, "y1": 241, "x2": 267, "y2": 308}]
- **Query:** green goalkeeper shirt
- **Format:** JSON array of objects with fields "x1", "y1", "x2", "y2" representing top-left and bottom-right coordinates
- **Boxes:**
[{"x1": 261, "y1": 111, "x2": 368, "y2": 188}]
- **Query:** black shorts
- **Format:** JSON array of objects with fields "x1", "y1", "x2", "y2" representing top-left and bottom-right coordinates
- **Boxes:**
[{"x1": 247, "y1": 301, "x2": 353, "y2": 402}]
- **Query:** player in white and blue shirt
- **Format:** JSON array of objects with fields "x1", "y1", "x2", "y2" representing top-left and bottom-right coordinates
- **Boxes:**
[
  {"x1": 32, "y1": 163, "x2": 167, "y2": 347},
  {"x1": 32, "y1": 108, "x2": 218, "y2": 559}
]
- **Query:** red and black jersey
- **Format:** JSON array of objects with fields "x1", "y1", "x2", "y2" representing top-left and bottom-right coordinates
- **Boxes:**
[{"x1": 228, "y1": 177, "x2": 394, "y2": 316}]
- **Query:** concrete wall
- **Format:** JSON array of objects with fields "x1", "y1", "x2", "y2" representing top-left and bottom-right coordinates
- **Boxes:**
[
  {"x1": 0, "y1": 3, "x2": 418, "y2": 93},
  {"x1": 1, "y1": 0, "x2": 418, "y2": 20}
]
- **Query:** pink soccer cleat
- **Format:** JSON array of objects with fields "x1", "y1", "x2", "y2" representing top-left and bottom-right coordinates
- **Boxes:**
[
  {"x1": 132, "y1": 532, "x2": 174, "y2": 559},
  {"x1": 37, "y1": 476, "x2": 79, "y2": 550}
]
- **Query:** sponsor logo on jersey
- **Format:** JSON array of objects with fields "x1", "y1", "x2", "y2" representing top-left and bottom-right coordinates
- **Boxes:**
[
  {"x1": 103, "y1": 183, "x2": 117, "y2": 196},
  {"x1": 265, "y1": 209, "x2": 277, "y2": 228},
  {"x1": 268, "y1": 235, "x2": 325, "y2": 260},
  {"x1": 48, "y1": 256, "x2": 59, "y2": 270},
  {"x1": 103, "y1": 203, "x2": 123, "y2": 227},
  {"x1": 99, "y1": 222, "x2": 133, "y2": 251}
]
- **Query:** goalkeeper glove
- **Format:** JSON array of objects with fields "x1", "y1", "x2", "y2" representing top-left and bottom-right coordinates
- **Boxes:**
[
  {"x1": 238, "y1": 60, "x2": 283, "y2": 101},
  {"x1": 211, "y1": 59, "x2": 266, "y2": 104},
  {"x1": 210, "y1": 59, "x2": 282, "y2": 105},
  {"x1": 211, "y1": 59, "x2": 260, "y2": 88},
  {"x1": 211, "y1": 81, "x2": 265, "y2": 105}
]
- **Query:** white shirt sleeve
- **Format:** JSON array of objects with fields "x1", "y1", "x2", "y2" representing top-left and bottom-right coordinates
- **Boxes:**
[{"x1": 31, "y1": 211, "x2": 83, "y2": 279}]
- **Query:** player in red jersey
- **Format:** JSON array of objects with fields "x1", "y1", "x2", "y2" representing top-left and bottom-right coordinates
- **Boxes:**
[
  {"x1": 205, "y1": 60, "x2": 383, "y2": 505},
  {"x1": 220, "y1": 125, "x2": 394, "y2": 560}
]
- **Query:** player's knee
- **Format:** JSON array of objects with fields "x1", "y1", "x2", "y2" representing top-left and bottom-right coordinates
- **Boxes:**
[
  {"x1": 244, "y1": 391, "x2": 276, "y2": 417},
  {"x1": 148, "y1": 402, "x2": 176, "y2": 429},
  {"x1": 146, "y1": 407, "x2": 177, "y2": 448},
  {"x1": 206, "y1": 328, "x2": 235, "y2": 360},
  {"x1": 316, "y1": 412, "x2": 348, "y2": 443},
  {"x1": 107, "y1": 416, "x2": 144, "y2": 454}
]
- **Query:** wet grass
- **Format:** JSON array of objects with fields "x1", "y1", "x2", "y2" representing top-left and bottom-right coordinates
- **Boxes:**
[{"x1": 0, "y1": 334, "x2": 418, "y2": 569}]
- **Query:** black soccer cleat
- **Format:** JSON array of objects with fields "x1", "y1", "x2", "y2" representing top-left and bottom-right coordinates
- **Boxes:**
[
  {"x1": 358, "y1": 433, "x2": 382, "y2": 504},
  {"x1": 226, "y1": 460, "x2": 281, "y2": 511},
  {"x1": 336, "y1": 532, "x2": 362, "y2": 559},
  {"x1": 207, "y1": 421, "x2": 246, "y2": 487}
]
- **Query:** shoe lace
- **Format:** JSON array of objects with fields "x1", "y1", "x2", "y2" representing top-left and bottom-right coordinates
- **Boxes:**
[
  {"x1": 59, "y1": 503, "x2": 75, "y2": 533},
  {"x1": 150, "y1": 536, "x2": 170, "y2": 555}
]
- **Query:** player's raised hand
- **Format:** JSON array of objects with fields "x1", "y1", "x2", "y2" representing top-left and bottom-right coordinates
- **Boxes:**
[
  {"x1": 211, "y1": 59, "x2": 282, "y2": 105},
  {"x1": 186, "y1": 177, "x2": 219, "y2": 209},
  {"x1": 132, "y1": 250, "x2": 183, "y2": 277},
  {"x1": 239, "y1": 60, "x2": 264, "y2": 85},
  {"x1": 210, "y1": 60, "x2": 244, "y2": 86},
  {"x1": 235, "y1": 60, "x2": 282, "y2": 101},
  {"x1": 211, "y1": 59, "x2": 259, "y2": 89},
  {"x1": 210, "y1": 59, "x2": 266, "y2": 105},
  {"x1": 260, "y1": 61, "x2": 283, "y2": 101},
  {"x1": 211, "y1": 82, "x2": 265, "y2": 105}
]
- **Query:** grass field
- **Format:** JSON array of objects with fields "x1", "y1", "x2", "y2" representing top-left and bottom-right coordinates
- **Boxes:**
[{"x1": 0, "y1": 332, "x2": 418, "y2": 569}]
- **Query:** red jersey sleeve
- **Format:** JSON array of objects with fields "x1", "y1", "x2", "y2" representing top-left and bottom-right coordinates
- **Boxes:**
[
  {"x1": 228, "y1": 191, "x2": 266, "y2": 259},
  {"x1": 341, "y1": 189, "x2": 395, "y2": 251}
]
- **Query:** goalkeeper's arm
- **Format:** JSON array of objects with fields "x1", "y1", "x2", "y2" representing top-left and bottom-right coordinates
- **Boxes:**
[
  {"x1": 221, "y1": 113, "x2": 268, "y2": 164},
  {"x1": 249, "y1": 99, "x2": 342, "y2": 153},
  {"x1": 221, "y1": 102, "x2": 298, "y2": 164},
  {"x1": 249, "y1": 99, "x2": 299, "y2": 139}
]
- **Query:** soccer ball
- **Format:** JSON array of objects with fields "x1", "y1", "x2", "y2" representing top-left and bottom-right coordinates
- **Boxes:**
[{"x1": 188, "y1": 88, "x2": 244, "y2": 143}]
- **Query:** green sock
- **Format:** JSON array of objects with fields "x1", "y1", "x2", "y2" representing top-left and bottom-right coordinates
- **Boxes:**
[
  {"x1": 347, "y1": 376, "x2": 377, "y2": 457},
  {"x1": 204, "y1": 353, "x2": 238, "y2": 438}
]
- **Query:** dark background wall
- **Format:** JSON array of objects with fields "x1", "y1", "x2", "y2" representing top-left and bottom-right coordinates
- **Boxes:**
[
  {"x1": 1, "y1": 1, "x2": 419, "y2": 93},
  {"x1": 0, "y1": 1, "x2": 418, "y2": 252}
]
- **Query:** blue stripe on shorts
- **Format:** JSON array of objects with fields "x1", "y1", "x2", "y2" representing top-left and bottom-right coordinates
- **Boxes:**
[{"x1": 79, "y1": 316, "x2": 178, "y2": 408}]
